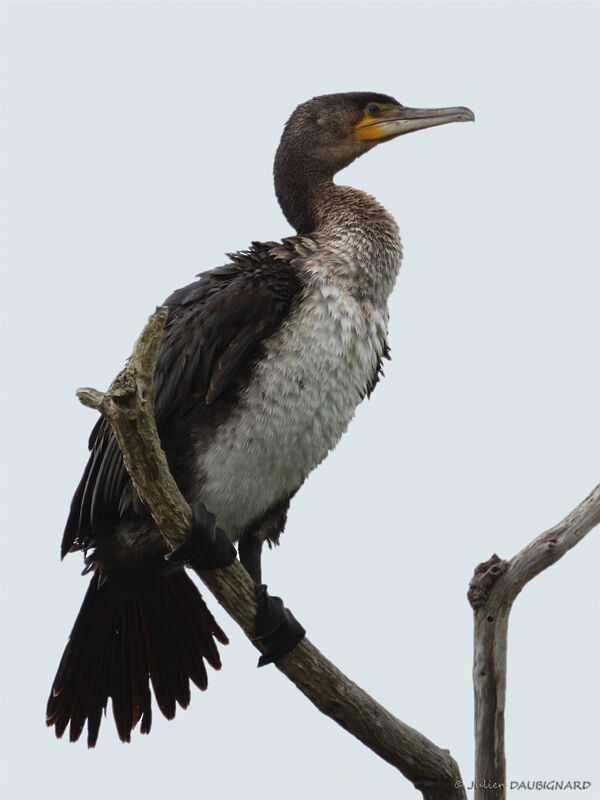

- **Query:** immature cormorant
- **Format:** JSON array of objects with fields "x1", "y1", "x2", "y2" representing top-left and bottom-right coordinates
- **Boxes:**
[{"x1": 47, "y1": 92, "x2": 473, "y2": 747}]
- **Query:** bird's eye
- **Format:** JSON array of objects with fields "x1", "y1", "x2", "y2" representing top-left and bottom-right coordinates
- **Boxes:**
[{"x1": 367, "y1": 103, "x2": 381, "y2": 116}]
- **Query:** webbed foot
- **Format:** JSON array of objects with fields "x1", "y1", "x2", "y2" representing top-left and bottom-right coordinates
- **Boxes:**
[
  {"x1": 166, "y1": 501, "x2": 236, "y2": 571},
  {"x1": 255, "y1": 583, "x2": 305, "y2": 667}
]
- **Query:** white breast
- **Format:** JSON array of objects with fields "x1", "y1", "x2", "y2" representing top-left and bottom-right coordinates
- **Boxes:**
[{"x1": 196, "y1": 274, "x2": 390, "y2": 540}]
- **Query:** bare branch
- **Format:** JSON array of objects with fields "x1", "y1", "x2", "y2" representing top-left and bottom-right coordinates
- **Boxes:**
[
  {"x1": 469, "y1": 485, "x2": 600, "y2": 799},
  {"x1": 77, "y1": 307, "x2": 466, "y2": 800},
  {"x1": 77, "y1": 306, "x2": 191, "y2": 550}
]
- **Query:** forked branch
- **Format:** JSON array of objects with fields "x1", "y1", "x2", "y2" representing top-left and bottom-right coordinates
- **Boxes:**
[{"x1": 468, "y1": 485, "x2": 600, "y2": 800}]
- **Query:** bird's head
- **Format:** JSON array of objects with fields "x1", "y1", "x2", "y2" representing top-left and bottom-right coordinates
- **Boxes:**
[{"x1": 276, "y1": 91, "x2": 474, "y2": 178}]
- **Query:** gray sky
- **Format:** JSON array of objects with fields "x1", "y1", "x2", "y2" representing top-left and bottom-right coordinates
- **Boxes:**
[{"x1": 2, "y1": 2, "x2": 599, "y2": 799}]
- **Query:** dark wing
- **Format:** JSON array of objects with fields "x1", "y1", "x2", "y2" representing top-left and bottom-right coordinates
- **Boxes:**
[
  {"x1": 61, "y1": 245, "x2": 303, "y2": 558},
  {"x1": 363, "y1": 342, "x2": 391, "y2": 399}
]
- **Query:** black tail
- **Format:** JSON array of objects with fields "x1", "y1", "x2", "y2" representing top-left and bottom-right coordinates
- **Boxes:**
[{"x1": 46, "y1": 569, "x2": 228, "y2": 747}]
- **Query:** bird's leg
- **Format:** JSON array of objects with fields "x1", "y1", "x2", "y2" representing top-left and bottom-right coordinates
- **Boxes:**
[
  {"x1": 166, "y1": 501, "x2": 236, "y2": 571},
  {"x1": 238, "y1": 533, "x2": 306, "y2": 667},
  {"x1": 253, "y1": 585, "x2": 306, "y2": 667},
  {"x1": 238, "y1": 533, "x2": 264, "y2": 584}
]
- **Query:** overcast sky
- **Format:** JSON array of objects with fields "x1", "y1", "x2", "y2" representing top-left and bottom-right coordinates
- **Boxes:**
[{"x1": 2, "y1": 2, "x2": 599, "y2": 799}]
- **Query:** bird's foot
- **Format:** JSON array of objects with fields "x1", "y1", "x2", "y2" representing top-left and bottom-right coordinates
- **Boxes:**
[
  {"x1": 166, "y1": 501, "x2": 236, "y2": 571},
  {"x1": 254, "y1": 583, "x2": 305, "y2": 667}
]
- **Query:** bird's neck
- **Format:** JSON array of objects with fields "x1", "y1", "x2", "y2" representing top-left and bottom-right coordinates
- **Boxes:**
[{"x1": 274, "y1": 158, "x2": 337, "y2": 234}]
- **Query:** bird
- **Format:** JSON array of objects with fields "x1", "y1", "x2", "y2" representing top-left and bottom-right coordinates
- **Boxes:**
[{"x1": 47, "y1": 91, "x2": 474, "y2": 748}]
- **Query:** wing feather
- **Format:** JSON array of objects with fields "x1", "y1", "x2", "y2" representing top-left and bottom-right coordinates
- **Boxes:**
[{"x1": 61, "y1": 244, "x2": 303, "y2": 554}]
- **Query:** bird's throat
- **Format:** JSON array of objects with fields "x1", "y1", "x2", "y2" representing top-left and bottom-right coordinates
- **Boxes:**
[{"x1": 274, "y1": 161, "x2": 335, "y2": 235}]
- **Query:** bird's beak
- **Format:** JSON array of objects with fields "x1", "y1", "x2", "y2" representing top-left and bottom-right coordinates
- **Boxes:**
[{"x1": 355, "y1": 105, "x2": 475, "y2": 141}]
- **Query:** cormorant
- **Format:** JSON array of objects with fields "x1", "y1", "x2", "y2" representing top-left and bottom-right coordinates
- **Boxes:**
[{"x1": 47, "y1": 92, "x2": 474, "y2": 747}]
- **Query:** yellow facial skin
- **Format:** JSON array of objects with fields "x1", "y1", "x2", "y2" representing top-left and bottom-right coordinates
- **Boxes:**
[
  {"x1": 355, "y1": 104, "x2": 404, "y2": 141},
  {"x1": 355, "y1": 102, "x2": 475, "y2": 141}
]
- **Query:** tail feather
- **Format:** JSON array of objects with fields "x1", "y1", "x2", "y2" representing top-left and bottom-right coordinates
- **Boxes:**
[
  {"x1": 147, "y1": 608, "x2": 183, "y2": 719},
  {"x1": 86, "y1": 608, "x2": 116, "y2": 744},
  {"x1": 169, "y1": 577, "x2": 213, "y2": 688},
  {"x1": 128, "y1": 598, "x2": 149, "y2": 730},
  {"x1": 112, "y1": 613, "x2": 133, "y2": 741},
  {"x1": 67, "y1": 604, "x2": 107, "y2": 742},
  {"x1": 47, "y1": 569, "x2": 227, "y2": 747}
]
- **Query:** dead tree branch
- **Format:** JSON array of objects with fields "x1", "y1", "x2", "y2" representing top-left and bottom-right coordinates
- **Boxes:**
[
  {"x1": 77, "y1": 307, "x2": 466, "y2": 800},
  {"x1": 468, "y1": 485, "x2": 600, "y2": 800}
]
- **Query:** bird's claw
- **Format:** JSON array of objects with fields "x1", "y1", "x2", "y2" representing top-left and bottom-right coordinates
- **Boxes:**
[
  {"x1": 254, "y1": 583, "x2": 305, "y2": 667},
  {"x1": 166, "y1": 501, "x2": 236, "y2": 571}
]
